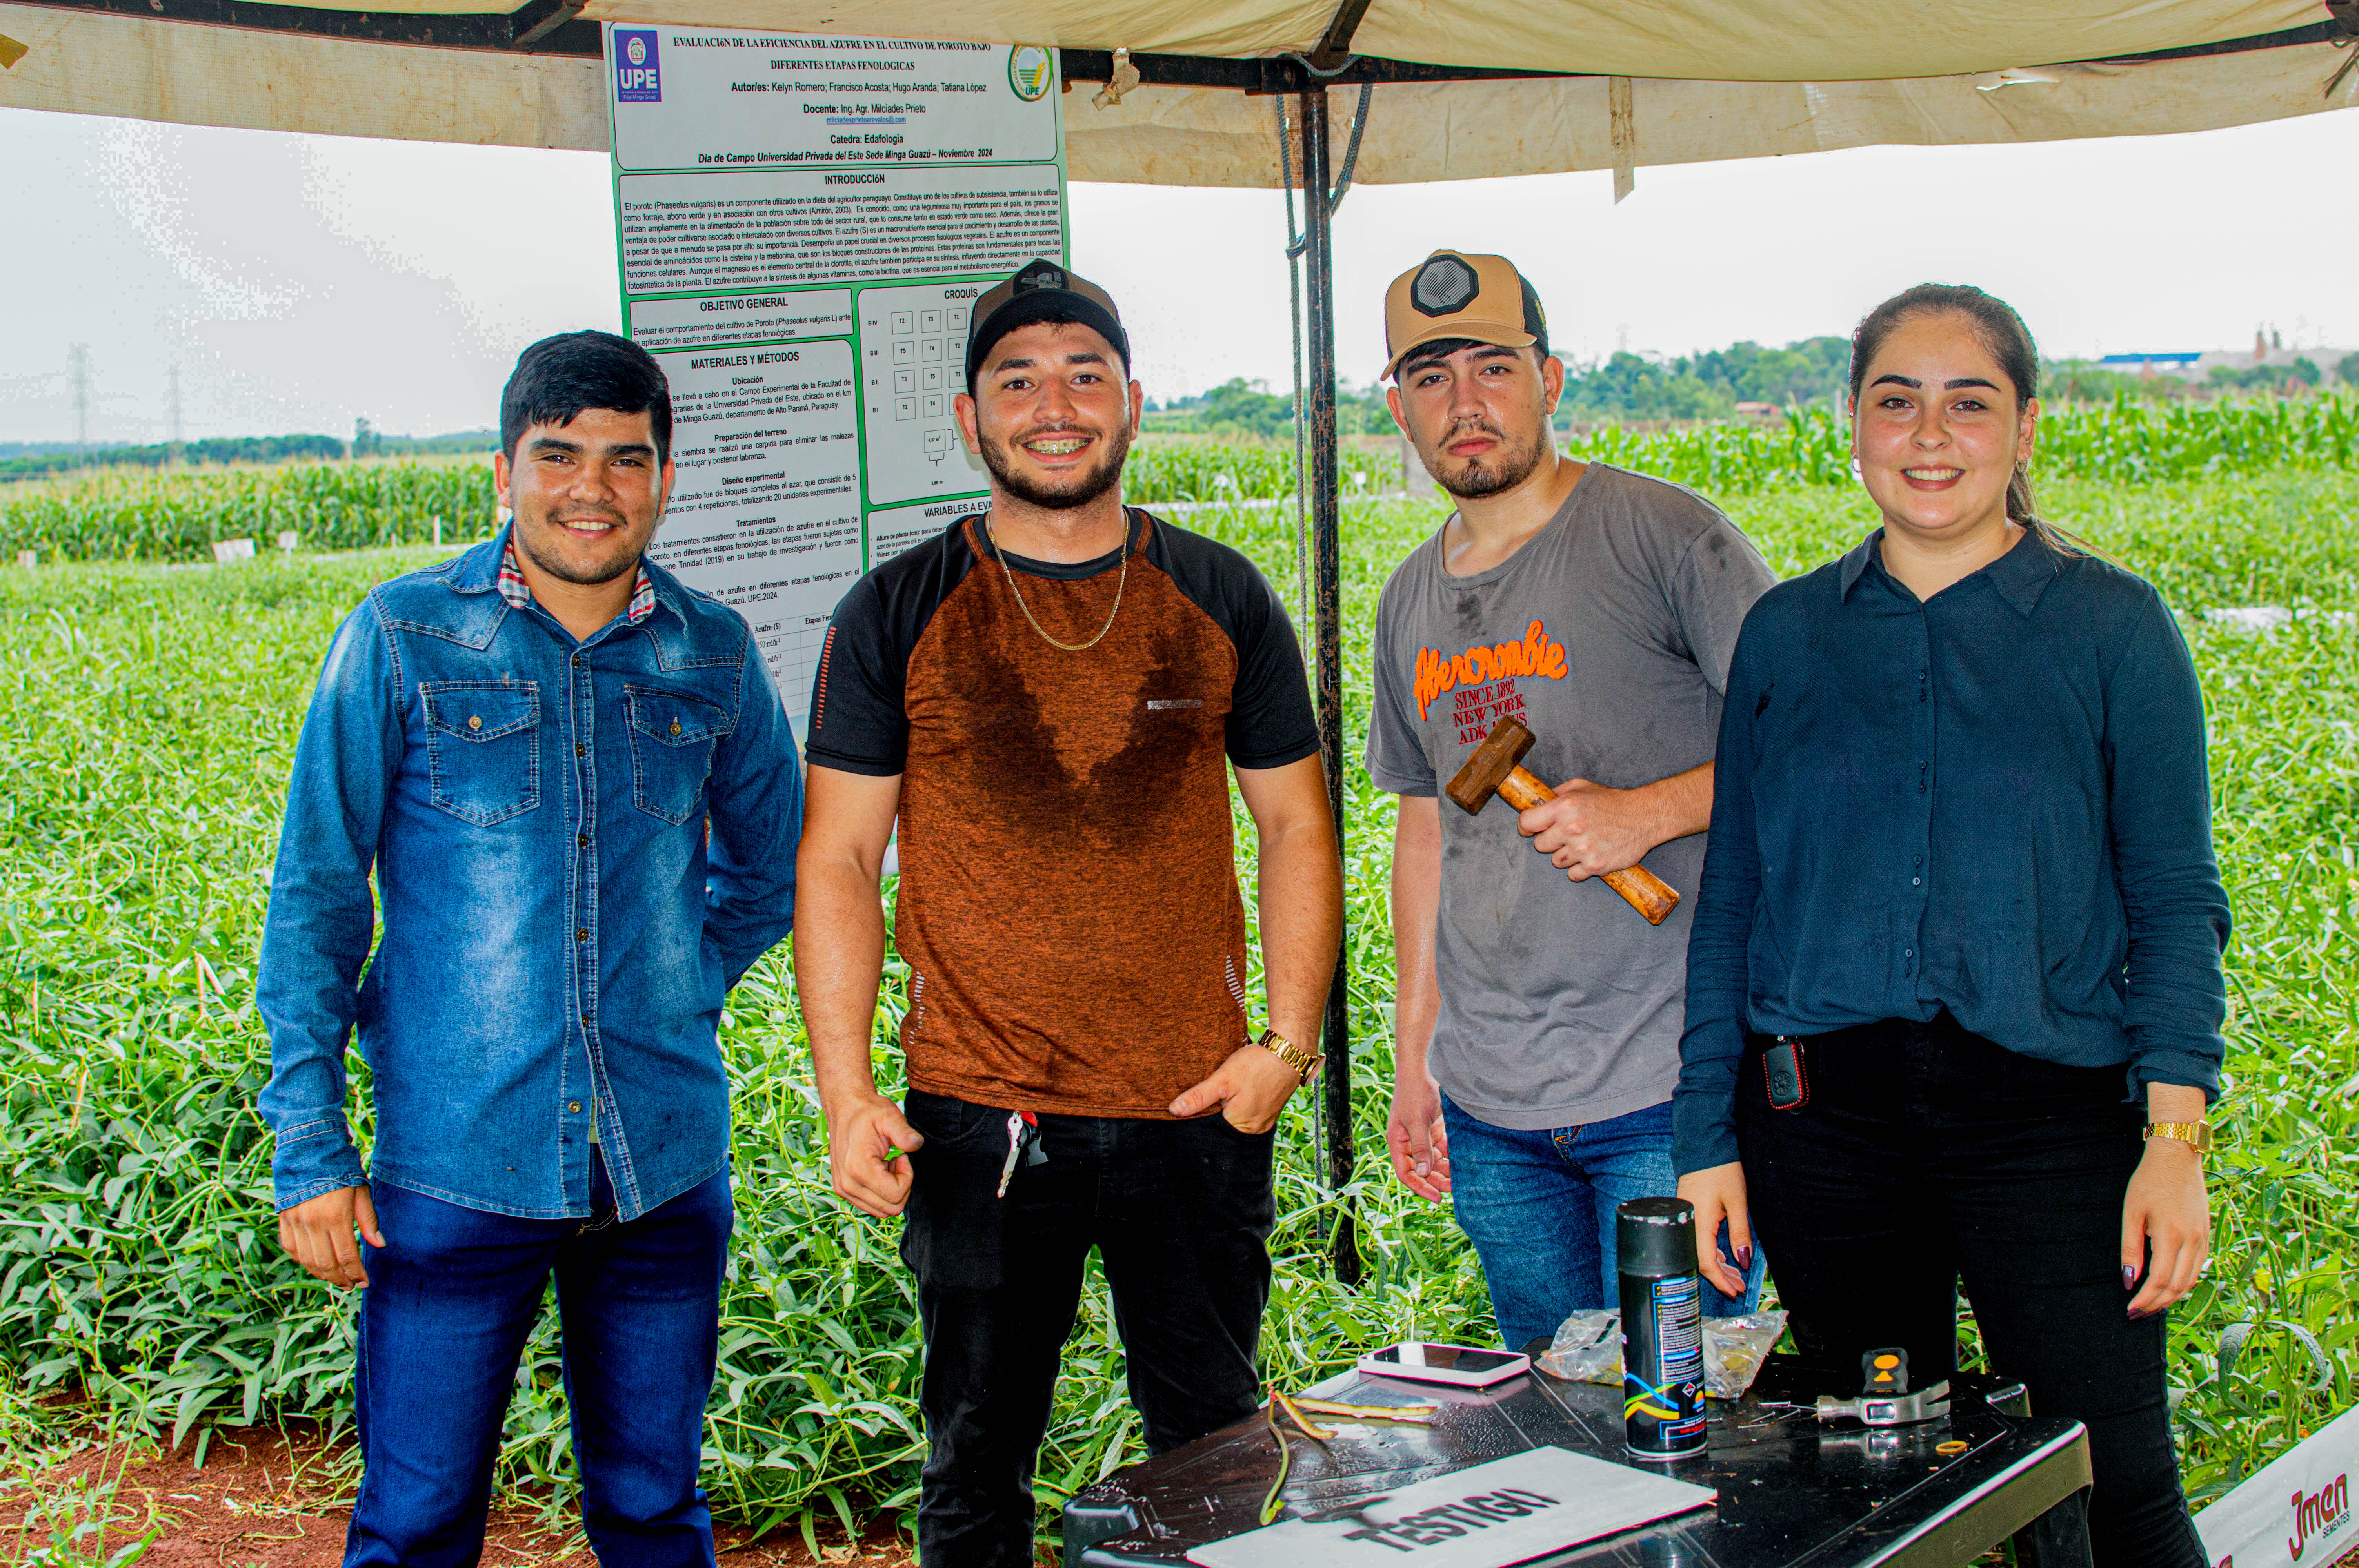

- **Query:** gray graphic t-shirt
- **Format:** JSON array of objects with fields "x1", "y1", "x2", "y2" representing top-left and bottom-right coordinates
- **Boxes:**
[{"x1": 1366, "y1": 463, "x2": 1774, "y2": 1131}]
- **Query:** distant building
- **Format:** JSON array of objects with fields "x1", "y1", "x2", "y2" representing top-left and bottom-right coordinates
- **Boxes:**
[
  {"x1": 2099, "y1": 334, "x2": 2350, "y2": 387},
  {"x1": 2098, "y1": 352, "x2": 2203, "y2": 377}
]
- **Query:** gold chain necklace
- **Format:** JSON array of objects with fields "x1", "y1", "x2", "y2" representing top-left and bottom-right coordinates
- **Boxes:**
[{"x1": 986, "y1": 512, "x2": 1130, "y2": 652}]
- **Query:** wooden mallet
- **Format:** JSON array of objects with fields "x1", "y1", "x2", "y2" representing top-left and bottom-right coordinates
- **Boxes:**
[{"x1": 1445, "y1": 715, "x2": 1681, "y2": 925}]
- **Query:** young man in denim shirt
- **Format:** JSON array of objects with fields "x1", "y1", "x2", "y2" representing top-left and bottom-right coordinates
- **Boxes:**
[{"x1": 257, "y1": 331, "x2": 802, "y2": 1568}]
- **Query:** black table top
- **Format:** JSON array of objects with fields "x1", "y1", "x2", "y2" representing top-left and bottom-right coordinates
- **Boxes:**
[{"x1": 1064, "y1": 1353, "x2": 2090, "y2": 1568}]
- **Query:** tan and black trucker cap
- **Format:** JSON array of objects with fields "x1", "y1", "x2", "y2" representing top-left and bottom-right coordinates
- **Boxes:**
[
  {"x1": 965, "y1": 258, "x2": 1131, "y2": 391},
  {"x1": 1381, "y1": 250, "x2": 1549, "y2": 380}
]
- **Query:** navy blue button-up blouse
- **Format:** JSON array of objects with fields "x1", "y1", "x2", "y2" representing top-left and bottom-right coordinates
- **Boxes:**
[{"x1": 1673, "y1": 526, "x2": 2230, "y2": 1175}]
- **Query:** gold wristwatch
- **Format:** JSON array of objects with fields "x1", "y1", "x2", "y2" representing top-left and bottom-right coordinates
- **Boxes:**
[
  {"x1": 1257, "y1": 1027, "x2": 1324, "y2": 1083},
  {"x1": 2143, "y1": 1121, "x2": 2215, "y2": 1154}
]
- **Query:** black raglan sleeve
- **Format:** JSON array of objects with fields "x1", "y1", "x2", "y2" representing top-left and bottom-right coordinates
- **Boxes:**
[
  {"x1": 803, "y1": 525, "x2": 972, "y2": 775},
  {"x1": 1225, "y1": 574, "x2": 1322, "y2": 770},
  {"x1": 1147, "y1": 517, "x2": 1322, "y2": 770}
]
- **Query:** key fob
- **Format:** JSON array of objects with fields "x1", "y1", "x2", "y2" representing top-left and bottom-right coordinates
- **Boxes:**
[{"x1": 1763, "y1": 1038, "x2": 1808, "y2": 1111}]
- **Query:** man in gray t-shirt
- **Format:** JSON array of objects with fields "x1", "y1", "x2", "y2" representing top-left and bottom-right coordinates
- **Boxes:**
[{"x1": 1367, "y1": 250, "x2": 1774, "y2": 1347}]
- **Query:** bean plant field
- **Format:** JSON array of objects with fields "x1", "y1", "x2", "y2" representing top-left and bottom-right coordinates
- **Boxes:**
[{"x1": 1, "y1": 426, "x2": 2355, "y2": 1553}]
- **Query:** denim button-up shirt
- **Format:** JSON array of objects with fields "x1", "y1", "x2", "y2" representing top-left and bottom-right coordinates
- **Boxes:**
[
  {"x1": 1675, "y1": 527, "x2": 2229, "y2": 1174},
  {"x1": 258, "y1": 530, "x2": 802, "y2": 1220}
]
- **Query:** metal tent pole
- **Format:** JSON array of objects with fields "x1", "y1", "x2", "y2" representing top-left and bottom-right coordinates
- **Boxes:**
[{"x1": 1299, "y1": 86, "x2": 1359, "y2": 1287}]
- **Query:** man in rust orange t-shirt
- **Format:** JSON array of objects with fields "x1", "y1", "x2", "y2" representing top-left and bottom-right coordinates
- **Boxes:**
[{"x1": 794, "y1": 260, "x2": 1343, "y2": 1568}]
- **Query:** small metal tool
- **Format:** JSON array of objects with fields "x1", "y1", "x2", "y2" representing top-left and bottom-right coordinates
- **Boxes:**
[
  {"x1": 1739, "y1": 1400, "x2": 1815, "y2": 1429},
  {"x1": 1814, "y1": 1382, "x2": 1952, "y2": 1426},
  {"x1": 1816, "y1": 1346, "x2": 1950, "y2": 1426}
]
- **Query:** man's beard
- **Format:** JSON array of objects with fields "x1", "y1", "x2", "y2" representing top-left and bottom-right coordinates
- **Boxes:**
[
  {"x1": 978, "y1": 420, "x2": 1132, "y2": 511},
  {"x1": 514, "y1": 507, "x2": 649, "y2": 586},
  {"x1": 1432, "y1": 420, "x2": 1545, "y2": 500}
]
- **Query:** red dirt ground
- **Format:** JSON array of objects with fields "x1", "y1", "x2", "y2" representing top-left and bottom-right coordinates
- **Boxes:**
[
  {"x1": 4, "y1": 1419, "x2": 2028, "y2": 1567},
  {"x1": 1, "y1": 1422, "x2": 929, "y2": 1567}
]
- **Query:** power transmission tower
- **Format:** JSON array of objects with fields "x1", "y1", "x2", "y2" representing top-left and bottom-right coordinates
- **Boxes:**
[
  {"x1": 167, "y1": 363, "x2": 184, "y2": 466},
  {"x1": 68, "y1": 344, "x2": 91, "y2": 453}
]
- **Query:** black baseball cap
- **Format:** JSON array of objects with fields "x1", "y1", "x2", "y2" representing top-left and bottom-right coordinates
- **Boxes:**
[{"x1": 964, "y1": 258, "x2": 1131, "y2": 391}]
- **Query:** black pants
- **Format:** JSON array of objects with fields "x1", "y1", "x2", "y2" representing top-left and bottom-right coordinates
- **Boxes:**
[
  {"x1": 899, "y1": 1091, "x2": 1276, "y2": 1568},
  {"x1": 1738, "y1": 1013, "x2": 2204, "y2": 1568}
]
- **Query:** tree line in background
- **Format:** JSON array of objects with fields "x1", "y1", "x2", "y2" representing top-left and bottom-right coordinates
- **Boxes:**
[
  {"x1": 1144, "y1": 338, "x2": 2359, "y2": 437},
  {"x1": 2049, "y1": 354, "x2": 2359, "y2": 402},
  {"x1": 1141, "y1": 336, "x2": 1859, "y2": 434},
  {"x1": 12, "y1": 338, "x2": 2359, "y2": 475},
  {"x1": 0, "y1": 424, "x2": 497, "y2": 481}
]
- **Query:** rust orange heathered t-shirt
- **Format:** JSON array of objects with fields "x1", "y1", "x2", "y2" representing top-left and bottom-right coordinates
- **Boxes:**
[{"x1": 804, "y1": 509, "x2": 1321, "y2": 1118}]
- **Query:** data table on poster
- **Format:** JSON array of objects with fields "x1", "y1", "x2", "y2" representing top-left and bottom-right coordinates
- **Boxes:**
[{"x1": 605, "y1": 27, "x2": 1065, "y2": 729}]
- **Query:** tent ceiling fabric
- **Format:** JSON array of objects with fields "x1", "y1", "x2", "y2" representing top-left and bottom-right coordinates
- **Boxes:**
[
  {"x1": 2, "y1": 0, "x2": 2355, "y2": 177},
  {"x1": 0, "y1": 2, "x2": 607, "y2": 145},
  {"x1": 559, "y1": 0, "x2": 2325, "y2": 82},
  {"x1": 38, "y1": 0, "x2": 2320, "y2": 82},
  {"x1": 1076, "y1": 45, "x2": 2359, "y2": 185},
  {"x1": 1335, "y1": 0, "x2": 2321, "y2": 83}
]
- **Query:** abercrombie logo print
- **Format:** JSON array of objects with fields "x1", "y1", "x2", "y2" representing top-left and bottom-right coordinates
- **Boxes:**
[
  {"x1": 1415, "y1": 619, "x2": 1569, "y2": 744},
  {"x1": 615, "y1": 30, "x2": 662, "y2": 102}
]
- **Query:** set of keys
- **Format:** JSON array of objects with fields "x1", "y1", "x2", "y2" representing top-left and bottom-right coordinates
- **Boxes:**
[{"x1": 997, "y1": 1109, "x2": 1047, "y2": 1197}]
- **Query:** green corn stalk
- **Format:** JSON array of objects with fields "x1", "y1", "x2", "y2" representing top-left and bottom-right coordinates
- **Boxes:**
[{"x1": 0, "y1": 467, "x2": 2353, "y2": 1548}]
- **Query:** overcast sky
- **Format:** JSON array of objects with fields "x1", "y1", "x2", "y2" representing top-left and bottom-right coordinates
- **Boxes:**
[{"x1": 5, "y1": 100, "x2": 2359, "y2": 445}]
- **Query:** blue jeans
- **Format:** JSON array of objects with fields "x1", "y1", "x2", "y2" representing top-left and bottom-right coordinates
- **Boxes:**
[
  {"x1": 1442, "y1": 1095, "x2": 1766, "y2": 1350},
  {"x1": 345, "y1": 1152, "x2": 733, "y2": 1568}
]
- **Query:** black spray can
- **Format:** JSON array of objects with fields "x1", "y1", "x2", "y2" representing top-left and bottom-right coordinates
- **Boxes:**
[{"x1": 1618, "y1": 1196, "x2": 1708, "y2": 1460}]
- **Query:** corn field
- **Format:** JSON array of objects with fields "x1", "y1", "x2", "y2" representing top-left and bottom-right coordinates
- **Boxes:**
[
  {"x1": 7, "y1": 397, "x2": 2350, "y2": 568},
  {"x1": 0, "y1": 444, "x2": 1398, "y2": 567},
  {"x1": 0, "y1": 458, "x2": 2353, "y2": 1551},
  {"x1": 1568, "y1": 395, "x2": 2359, "y2": 495}
]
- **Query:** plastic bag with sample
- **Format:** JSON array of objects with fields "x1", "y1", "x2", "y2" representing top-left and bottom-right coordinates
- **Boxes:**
[{"x1": 1537, "y1": 1308, "x2": 1788, "y2": 1400}]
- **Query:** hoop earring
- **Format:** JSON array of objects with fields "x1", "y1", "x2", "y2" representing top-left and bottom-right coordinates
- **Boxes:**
[{"x1": 1848, "y1": 454, "x2": 1863, "y2": 481}]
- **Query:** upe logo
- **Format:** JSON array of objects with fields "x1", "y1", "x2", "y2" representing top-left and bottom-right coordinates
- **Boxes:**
[
  {"x1": 615, "y1": 29, "x2": 661, "y2": 103},
  {"x1": 1007, "y1": 44, "x2": 1053, "y2": 101}
]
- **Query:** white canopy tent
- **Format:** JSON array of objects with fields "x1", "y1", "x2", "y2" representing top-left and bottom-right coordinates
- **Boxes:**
[
  {"x1": 2, "y1": 0, "x2": 2355, "y2": 182},
  {"x1": 4, "y1": 0, "x2": 2354, "y2": 1277}
]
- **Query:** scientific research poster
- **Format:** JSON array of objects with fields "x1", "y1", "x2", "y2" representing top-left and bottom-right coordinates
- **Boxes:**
[{"x1": 605, "y1": 27, "x2": 1067, "y2": 728}]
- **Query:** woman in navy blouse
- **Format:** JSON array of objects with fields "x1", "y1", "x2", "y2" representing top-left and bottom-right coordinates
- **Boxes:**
[{"x1": 1675, "y1": 285, "x2": 2226, "y2": 1566}]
